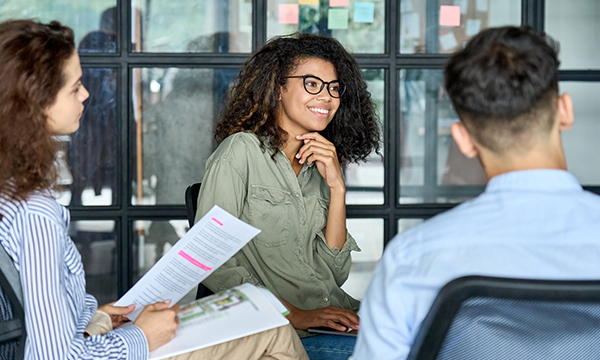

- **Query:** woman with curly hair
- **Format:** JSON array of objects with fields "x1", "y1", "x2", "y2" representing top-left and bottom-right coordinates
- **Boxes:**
[
  {"x1": 0, "y1": 19, "x2": 307, "y2": 360},
  {"x1": 195, "y1": 33, "x2": 380, "y2": 358}
]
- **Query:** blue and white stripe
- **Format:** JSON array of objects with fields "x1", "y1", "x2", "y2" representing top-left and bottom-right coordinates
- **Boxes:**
[{"x1": 0, "y1": 189, "x2": 148, "y2": 359}]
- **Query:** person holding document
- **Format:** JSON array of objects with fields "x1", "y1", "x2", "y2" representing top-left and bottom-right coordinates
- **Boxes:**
[
  {"x1": 0, "y1": 19, "x2": 307, "y2": 360},
  {"x1": 195, "y1": 33, "x2": 380, "y2": 359}
]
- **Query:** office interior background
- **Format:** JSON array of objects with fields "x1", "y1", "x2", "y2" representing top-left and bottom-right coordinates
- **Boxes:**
[{"x1": 2, "y1": 0, "x2": 597, "y2": 305}]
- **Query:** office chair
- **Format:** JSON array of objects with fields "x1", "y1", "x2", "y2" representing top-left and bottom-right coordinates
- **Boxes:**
[
  {"x1": 184, "y1": 182, "x2": 214, "y2": 300},
  {"x1": 0, "y1": 243, "x2": 26, "y2": 359},
  {"x1": 407, "y1": 276, "x2": 600, "y2": 360}
]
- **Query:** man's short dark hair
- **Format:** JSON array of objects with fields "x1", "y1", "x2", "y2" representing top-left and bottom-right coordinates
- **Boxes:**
[{"x1": 444, "y1": 26, "x2": 560, "y2": 152}]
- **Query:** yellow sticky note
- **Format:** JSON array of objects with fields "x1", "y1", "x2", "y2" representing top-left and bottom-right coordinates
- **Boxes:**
[{"x1": 299, "y1": 0, "x2": 320, "y2": 4}]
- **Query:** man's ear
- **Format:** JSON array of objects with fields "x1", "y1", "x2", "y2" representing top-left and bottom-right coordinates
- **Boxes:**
[
  {"x1": 451, "y1": 121, "x2": 479, "y2": 159},
  {"x1": 557, "y1": 92, "x2": 574, "y2": 131}
]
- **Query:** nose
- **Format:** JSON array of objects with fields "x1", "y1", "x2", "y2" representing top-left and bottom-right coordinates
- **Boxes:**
[
  {"x1": 80, "y1": 85, "x2": 90, "y2": 102},
  {"x1": 316, "y1": 88, "x2": 332, "y2": 101}
]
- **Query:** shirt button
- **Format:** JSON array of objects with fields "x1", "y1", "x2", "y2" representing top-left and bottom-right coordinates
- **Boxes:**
[
  {"x1": 297, "y1": 249, "x2": 302, "y2": 255},
  {"x1": 324, "y1": 297, "x2": 329, "y2": 302},
  {"x1": 301, "y1": 219, "x2": 306, "y2": 225},
  {"x1": 295, "y1": 193, "x2": 301, "y2": 198}
]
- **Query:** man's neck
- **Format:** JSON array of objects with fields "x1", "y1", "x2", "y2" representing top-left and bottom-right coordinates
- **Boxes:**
[{"x1": 479, "y1": 143, "x2": 568, "y2": 180}]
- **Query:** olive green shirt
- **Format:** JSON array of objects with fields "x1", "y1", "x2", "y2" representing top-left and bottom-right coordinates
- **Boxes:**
[{"x1": 195, "y1": 132, "x2": 361, "y2": 336}]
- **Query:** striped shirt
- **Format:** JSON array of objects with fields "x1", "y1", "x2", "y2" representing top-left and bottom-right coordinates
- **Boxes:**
[{"x1": 0, "y1": 189, "x2": 148, "y2": 359}]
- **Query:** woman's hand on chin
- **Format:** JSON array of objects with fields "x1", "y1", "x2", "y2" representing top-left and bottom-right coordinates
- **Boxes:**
[{"x1": 295, "y1": 133, "x2": 345, "y2": 192}]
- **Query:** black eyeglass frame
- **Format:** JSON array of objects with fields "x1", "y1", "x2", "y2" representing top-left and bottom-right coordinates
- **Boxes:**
[{"x1": 286, "y1": 75, "x2": 345, "y2": 98}]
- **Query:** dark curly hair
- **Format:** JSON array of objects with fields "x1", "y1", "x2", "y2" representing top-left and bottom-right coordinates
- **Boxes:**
[
  {"x1": 0, "y1": 20, "x2": 75, "y2": 204},
  {"x1": 215, "y1": 33, "x2": 380, "y2": 163}
]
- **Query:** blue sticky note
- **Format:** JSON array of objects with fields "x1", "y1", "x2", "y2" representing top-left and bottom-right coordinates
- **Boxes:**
[{"x1": 354, "y1": 2, "x2": 375, "y2": 23}]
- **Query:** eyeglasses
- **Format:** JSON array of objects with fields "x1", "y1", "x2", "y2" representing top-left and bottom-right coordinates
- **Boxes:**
[{"x1": 286, "y1": 75, "x2": 345, "y2": 98}]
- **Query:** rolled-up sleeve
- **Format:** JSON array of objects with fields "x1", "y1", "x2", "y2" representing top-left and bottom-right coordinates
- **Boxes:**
[{"x1": 315, "y1": 230, "x2": 361, "y2": 287}]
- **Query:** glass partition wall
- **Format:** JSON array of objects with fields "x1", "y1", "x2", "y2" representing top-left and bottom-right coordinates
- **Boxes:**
[{"x1": 6, "y1": 0, "x2": 598, "y2": 301}]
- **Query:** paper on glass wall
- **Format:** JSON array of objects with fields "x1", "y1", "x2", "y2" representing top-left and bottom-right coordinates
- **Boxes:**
[
  {"x1": 439, "y1": 32, "x2": 458, "y2": 51},
  {"x1": 401, "y1": 12, "x2": 420, "y2": 39},
  {"x1": 354, "y1": 2, "x2": 375, "y2": 23},
  {"x1": 299, "y1": 0, "x2": 320, "y2": 5},
  {"x1": 476, "y1": 0, "x2": 488, "y2": 12},
  {"x1": 453, "y1": 0, "x2": 468, "y2": 14},
  {"x1": 278, "y1": 4, "x2": 299, "y2": 24},
  {"x1": 466, "y1": 19, "x2": 482, "y2": 36},
  {"x1": 328, "y1": 8, "x2": 349, "y2": 29}
]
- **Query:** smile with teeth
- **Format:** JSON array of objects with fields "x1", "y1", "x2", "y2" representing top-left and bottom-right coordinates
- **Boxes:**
[{"x1": 309, "y1": 107, "x2": 330, "y2": 115}]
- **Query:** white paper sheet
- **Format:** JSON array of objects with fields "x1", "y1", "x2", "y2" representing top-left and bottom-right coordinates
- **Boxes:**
[
  {"x1": 466, "y1": 19, "x2": 482, "y2": 36},
  {"x1": 115, "y1": 205, "x2": 261, "y2": 320},
  {"x1": 401, "y1": 12, "x2": 421, "y2": 39},
  {"x1": 476, "y1": 0, "x2": 488, "y2": 12},
  {"x1": 148, "y1": 284, "x2": 289, "y2": 360},
  {"x1": 439, "y1": 32, "x2": 458, "y2": 51},
  {"x1": 454, "y1": 0, "x2": 468, "y2": 14}
]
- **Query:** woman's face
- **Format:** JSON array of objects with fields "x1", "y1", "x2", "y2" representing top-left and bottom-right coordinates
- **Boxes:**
[
  {"x1": 46, "y1": 52, "x2": 89, "y2": 135},
  {"x1": 278, "y1": 58, "x2": 340, "y2": 137}
]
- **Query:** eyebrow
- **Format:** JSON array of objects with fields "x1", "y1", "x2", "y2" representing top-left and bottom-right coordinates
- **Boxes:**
[{"x1": 71, "y1": 76, "x2": 82, "y2": 88}]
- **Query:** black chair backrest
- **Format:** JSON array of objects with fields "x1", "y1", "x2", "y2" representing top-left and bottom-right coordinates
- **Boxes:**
[
  {"x1": 0, "y1": 243, "x2": 26, "y2": 359},
  {"x1": 184, "y1": 183, "x2": 214, "y2": 300},
  {"x1": 407, "y1": 276, "x2": 600, "y2": 360}
]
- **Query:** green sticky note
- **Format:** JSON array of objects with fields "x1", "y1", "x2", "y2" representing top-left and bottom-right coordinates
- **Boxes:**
[{"x1": 328, "y1": 8, "x2": 349, "y2": 29}]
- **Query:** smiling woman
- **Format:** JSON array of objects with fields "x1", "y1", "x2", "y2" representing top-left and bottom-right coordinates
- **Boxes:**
[{"x1": 195, "y1": 33, "x2": 381, "y2": 360}]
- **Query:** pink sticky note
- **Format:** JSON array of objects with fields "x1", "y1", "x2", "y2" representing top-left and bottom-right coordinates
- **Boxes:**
[
  {"x1": 279, "y1": 4, "x2": 299, "y2": 24},
  {"x1": 439, "y1": 5, "x2": 461, "y2": 27},
  {"x1": 330, "y1": 0, "x2": 350, "y2": 6}
]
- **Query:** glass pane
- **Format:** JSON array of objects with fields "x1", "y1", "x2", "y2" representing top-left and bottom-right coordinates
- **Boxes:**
[
  {"x1": 399, "y1": 69, "x2": 486, "y2": 204},
  {"x1": 69, "y1": 220, "x2": 117, "y2": 306},
  {"x1": 266, "y1": 0, "x2": 385, "y2": 54},
  {"x1": 545, "y1": 0, "x2": 600, "y2": 69},
  {"x1": 132, "y1": 220, "x2": 198, "y2": 305},
  {"x1": 397, "y1": 218, "x2": 424, "y2": 234},
  {"x1": 399, "y1": 0, "x2": 521, "y2": 54},
  {"x1": 132, "y1": 67, "x2": 238, "y2": 205},
  {"x1": 561, "y1": 82, "x2": 600, "y2": 185},
  {"x1": 57, "y1": 68, "x2": 118, "y2": 207},
  {"x1": 345, "y1": 69, "x2": 385, "y2": 205},
  {"x1": 132, "y1": 0, "x2": 252, "y2": 53},
  {"x1": 341, "y1": 219, "x2": 383, "y2": 300},
  {"x1": 0, "y1": 1, "x2": 117, "y2": 53}
]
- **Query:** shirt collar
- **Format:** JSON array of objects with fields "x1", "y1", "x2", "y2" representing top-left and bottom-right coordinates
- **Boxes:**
[{"x1": 485, "y1": 169, "x2": 582, "y2": 193}]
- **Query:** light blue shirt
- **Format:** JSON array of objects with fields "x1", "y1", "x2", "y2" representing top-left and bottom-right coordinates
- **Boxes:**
[{"x1": 353, "y1": 170, "x2": 600, "y2": 360}]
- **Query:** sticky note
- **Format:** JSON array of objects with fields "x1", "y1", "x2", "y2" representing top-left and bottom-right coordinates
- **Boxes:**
[
  {"x1": 328, "y1": 8, "x2": 349, "y2": 29},
  {"x1": 476, "y1": 0, "x2": 488, "y2": 12},
  {"x1": 354, "y1": 2, "x2": 375, "y2": 23},
  {"x1": 466, "y1": 19, "x2": 481, "y2": 36},
  {"x1": 401, "y1": 12, "x2": 420, "y2": 39},
  {"x1": 401, "y1": 0, "x2": 414, "y2": 13},
  {"x1": 279, "y1": 4, "x2": 299, "y2": 24},
  {"x1": 439, "y1": 5, "x2": 460, "y2": 27},
  {"x1": 330, "y1": 0, "x2": 350, "y2": 7},
  {"x1": 453, "y1": 0, "x2": 468, "y2": 14},
  {"x1": 299, "y1": 0, "x2": 319, "y2": 4},
  {"x1": 439, "y1": 32, "x2": 458, "y2": 51}
]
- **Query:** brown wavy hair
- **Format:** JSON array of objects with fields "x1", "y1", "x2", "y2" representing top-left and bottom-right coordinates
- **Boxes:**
[
  {"x1": 215, "y1": 33, "x2": 380, "y2": 163},
  {"x1": 0, "y1": 20, "x2": 75, "y2": 204}
]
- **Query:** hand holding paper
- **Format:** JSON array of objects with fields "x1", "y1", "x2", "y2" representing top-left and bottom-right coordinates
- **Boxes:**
[{"x1": 115, "y1": 205, "x2": 261, "y2": 320}]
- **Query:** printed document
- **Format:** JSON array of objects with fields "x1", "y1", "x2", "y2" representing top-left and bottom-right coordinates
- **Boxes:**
[{"x1": 115, "y1": 205, "x2": 261, "y2": 319}]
